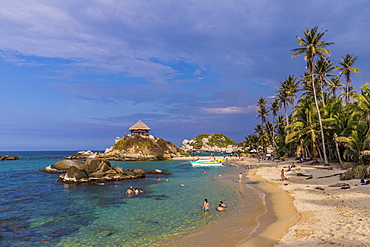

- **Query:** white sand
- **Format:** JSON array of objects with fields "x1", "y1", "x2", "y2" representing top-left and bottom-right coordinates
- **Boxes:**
[
  {"x1": 167, "y1": 157, "x2": 370, "y2": 246},
  {"x1": 253, "y1": 158, "x2": 370, "y2": 247}
]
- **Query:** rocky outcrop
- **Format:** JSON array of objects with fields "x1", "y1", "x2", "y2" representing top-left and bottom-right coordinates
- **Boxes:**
[
  {"x1": 0, "y1": 155, "x2": 19, "y2": 160},
  {"x1": 65, "y1": 150, "x2": 99, "y2": 159},
  {"x1": 42, "y1": 158, "x2": 171, "y2": 183},
  {"x1": 102, "y1": 134, "x2": 183, "y2": 161},
  {"x1": 181, "y1": 133, "x2": 243, "y2": 153}
]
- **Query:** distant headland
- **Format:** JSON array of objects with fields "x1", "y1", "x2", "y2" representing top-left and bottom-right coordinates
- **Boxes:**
[{"x1": 67, "y1": 120, "x2": 247, "y2": 161}]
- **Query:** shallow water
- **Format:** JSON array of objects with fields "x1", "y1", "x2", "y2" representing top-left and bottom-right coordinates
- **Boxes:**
[{"x1": 0, "y1": 151, "x2": 245, "y2": 246}]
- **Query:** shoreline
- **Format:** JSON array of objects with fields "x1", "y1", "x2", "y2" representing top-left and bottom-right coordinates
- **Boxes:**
[
  {"x1": 161, "y1": 158, "x2": 299, "y2": 246},
  {"x1": 237, "y1": 159, "x2": 300, "y2": 246},
  {"x1": 163, "y1": 157, "x2": 370, "y2": 246}
]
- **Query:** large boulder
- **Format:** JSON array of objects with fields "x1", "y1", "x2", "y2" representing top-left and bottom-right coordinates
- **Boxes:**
[
  {"x1": 85, "y1": 159, "x2": 111, "y2": 174},
  {"x1": 63, "y1": 166, "x2": 88, "y2": 182},
  {"x1": 98, "y1": 161, "x2": 111, "y2": 172},
  {"x1": 46, "y1": 158, "x2": 171, "y2": 183},
  {"x1": 88, "y1": 171, "x2": 106, "y2": 178},
  {"x1": 44, "y1": 160, "x2": 86, "y2": 173}
]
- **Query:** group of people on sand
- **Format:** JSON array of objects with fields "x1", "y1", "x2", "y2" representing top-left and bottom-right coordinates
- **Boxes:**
[
  {"x1": 202, "y1": 199, "x2": 227, "y2": 212},
  {"x1": 126, "y1": 186, "x2": 144, "y2": 195}
]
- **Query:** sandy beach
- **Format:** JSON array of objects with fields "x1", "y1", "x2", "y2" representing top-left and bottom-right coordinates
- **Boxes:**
[
  {"x1": 242, "y1": 158, "x2": 370, "y2": 247},
  {"x1": 166, "y1": 157, "x2": 370, "y2": 246}
]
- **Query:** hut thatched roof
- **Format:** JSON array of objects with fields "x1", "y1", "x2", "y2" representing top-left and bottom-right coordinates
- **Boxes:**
[{"x1": 129, "y1": 120, "x2": 151, "y2": 131}]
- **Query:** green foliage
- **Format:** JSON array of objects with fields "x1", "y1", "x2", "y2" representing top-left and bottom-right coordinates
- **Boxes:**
[
  {"x1": 112, "y1": 135, "x2": 180, "y2": 160},
  {"x1": 113, "y1": 135, "x2": 154, "y2": 151},
  {"x1": 180, "y1": 152, "x2": 190, "y2": 157},
  {"x1": 191, "y1": 133, "x2": 236, "y2": 149},
  {"x1": 340, "y1": 165, "x2": 370, "y2": 180}
]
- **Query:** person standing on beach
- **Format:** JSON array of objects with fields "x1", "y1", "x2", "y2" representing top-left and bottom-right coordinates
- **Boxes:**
[
  {"x1": 281, "y1": 169, "x2": 285, "y2": 181},
  {"x1": 246, "y1": 165, "x2": 250, "y2": 175},
  {"x1": 202, "y1": 199, "x2": 209, "y2": 211},
  {"x1": 238, "y1": 173, "x2": 243, "y2": 183}
]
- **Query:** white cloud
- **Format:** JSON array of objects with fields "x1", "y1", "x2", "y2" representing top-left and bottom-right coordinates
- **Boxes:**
[{"x1": 201, "y1": 105, "x2": 257, "y2": 114}]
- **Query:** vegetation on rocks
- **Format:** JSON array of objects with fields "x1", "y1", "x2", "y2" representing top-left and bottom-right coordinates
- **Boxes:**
[
  {"x1": 108, "y1": 135, "x2": 182, "y2": 160},
  {"x1": 192, "y1": 133, "x2": 236, "y2": 149}
]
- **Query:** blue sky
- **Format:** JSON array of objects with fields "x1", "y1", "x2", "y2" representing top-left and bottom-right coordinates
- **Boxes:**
[{"x1": 0, "y1": 0, "x2": 369, "y2": 151}]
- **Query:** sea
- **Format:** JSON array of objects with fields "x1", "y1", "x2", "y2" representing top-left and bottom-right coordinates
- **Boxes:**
[{"x1": 0, "y1": 151, "x2": 262, "y2": 247}]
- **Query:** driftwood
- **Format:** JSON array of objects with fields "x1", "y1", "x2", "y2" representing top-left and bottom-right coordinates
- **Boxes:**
[{"x1": 316, "y1": 173, "x2": 343, "y2": 179}]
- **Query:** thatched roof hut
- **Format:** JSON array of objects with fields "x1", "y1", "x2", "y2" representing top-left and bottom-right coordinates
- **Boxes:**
[{"x1": 129, "y1": 120, "x2": 151, "y2": 135}]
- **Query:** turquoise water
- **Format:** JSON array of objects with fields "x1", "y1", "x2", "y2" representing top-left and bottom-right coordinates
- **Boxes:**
[{"x1": 0, "y1": 152, "x2": 239, "y2": 246}]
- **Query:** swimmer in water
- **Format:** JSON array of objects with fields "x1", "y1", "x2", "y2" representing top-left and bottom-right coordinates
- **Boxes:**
[
  {"x1": 202, "y1": 199, "x2": 209, "y2": 211},
  {"x1": 217, "y1": 203, "x2": 224, "y2": 212}
]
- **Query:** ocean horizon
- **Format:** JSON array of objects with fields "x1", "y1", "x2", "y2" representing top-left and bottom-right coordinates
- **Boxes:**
[{"x1": 0, "y1": 151, "x2": 262, "y2": 246}]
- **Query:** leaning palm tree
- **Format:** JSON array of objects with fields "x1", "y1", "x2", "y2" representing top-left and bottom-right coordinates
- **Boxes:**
[
  {"x1": 291, "y1": 26, "x2": 334, "y2": 164},
  {"x1": 336, "y1": 54, "x2": 362, "y2": 105}
]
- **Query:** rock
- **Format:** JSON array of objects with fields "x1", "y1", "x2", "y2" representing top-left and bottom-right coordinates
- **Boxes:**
[
  {"x1": 85, "y1": 159, "x2": 110, "y2": 174},
  {"x1": 63, "y1": 166, "x2": 88, "y2": 181},
  {"x1": 47, "y1": 158, "x2": 150, "y2": 183},
  {"x1": 145, "y1": 169, "x2": 172, "y2": 175},
  {"x1": 180, "y1": 133, "x2": 243, "y2": 154},
  {"x1": 89, "y1": 171, "x2": 105, "y2": 178},
  {"x1": 65, "y1": 150, "x2": 102, "y2": 159},
  {"x1": 44, "y1": 160, "x2": 86, "y2": 173},
  {"x1": 127, "y1": 168, "x2": 145, "y2": 175},
  {"x1": 112, "y1": 166, "x2": 124, "y2": 173},
  {"x1": 98, "y1": 162, "x2": 111, "y2": 172},
  {"x1": 102, "y1": 135, "x2": 183, "y2": 161},
  {"x1": 0, "y1": 155, "x2": 19, "y2": 161}
]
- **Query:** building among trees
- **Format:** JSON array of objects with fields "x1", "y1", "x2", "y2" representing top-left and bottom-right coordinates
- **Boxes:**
[{"x1": 129, "y1": 120, "x2": 151, "y2": 135}]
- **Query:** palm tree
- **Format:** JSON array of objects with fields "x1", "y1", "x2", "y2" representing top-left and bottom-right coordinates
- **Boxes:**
[
  {"x1": 284, "y1": 75, "x2": 300, "y2": 109},
  {"x1": 336, "y1": 54, "x2": 362, "y2": 105},
  {"x1": 286, "y1": 97, "x2": 320, "y2": 159},
  {"x1": 355, "y1": 83, "x2": 370, "y2": 131},
  {"x1": 256, "y1": 97, "x2": 269, "y2": 125},
  {"x1": 270, "y1": 99, "x2": 280, "y2": 122},
  {"x1": 339, "y1": 86, "x2": 357, "y2": 103},
  {"x1": 276, "y1": 80, "x2": 292, "y2": 125},
  {"x1": 337, "y1": 127, "x2": 370, "y2": 165},
  {"x1": 327, "y1": 77, "x2": 343, "y2": 97},
  {"x1": 254, "y1": 124, "x2": 268, "y2": 155},
  {"x1": 315, "y1": 57, "x2": 336, "y2": 105},
  {"x1": 291, "y1": 26, "x2": 334, "y2": 164},
  {"x1": 256, "y1": 97, "x2": 278, "y2": 153}
]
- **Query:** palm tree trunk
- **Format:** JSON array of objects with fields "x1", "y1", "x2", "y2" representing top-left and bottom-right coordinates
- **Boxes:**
[
  {"x1": 316, "y1": 140, "x2": 323, "y2": 162},
  {"x1": 284, "y1": 104, "x2": 289, "y2": 125},
  {"x1": 334, "y1": 133, "x2": 342, "y2": 164},
  {"x1": 312, "y1": 74, "x2": 329, "y2": 164},
  {"x1": 320, "y1": 80, "x2": 326, "y2": 107}
]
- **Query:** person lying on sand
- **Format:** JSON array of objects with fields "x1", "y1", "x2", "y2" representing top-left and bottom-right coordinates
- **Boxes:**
[{"x1": 328, "y1": 183, "x2": 350, "y2": 187}]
